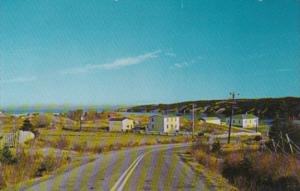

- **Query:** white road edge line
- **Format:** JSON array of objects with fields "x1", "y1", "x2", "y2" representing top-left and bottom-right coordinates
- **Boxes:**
[
  {"x1": 110, "y1": 154, "x2": 144, "y2": 191},
  {"x1": 110, "y1": 144, "x2": 191, "y2": 191},
  {"x1": 116, "y1": 154, "x2": 145, "y2": 191}
]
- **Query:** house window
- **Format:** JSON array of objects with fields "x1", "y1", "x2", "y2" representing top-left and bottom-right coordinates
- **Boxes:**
[
  {"x1": 152, "y1": 118, "x2": 154, "y2": 122},
  {"x1": 152, "y1": 124, "x2": 154, "y2": 129},
  {"x1": 167, "y1": 125, "x2": 169, "y2": 128}
]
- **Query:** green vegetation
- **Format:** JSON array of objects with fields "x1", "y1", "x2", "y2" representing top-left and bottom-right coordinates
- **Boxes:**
[
  {"x1": 0, "y1": 146, "x2": 71, "y2": 189},
  {"x1": 222, "y1": 152, "x2": 300, "y2": 191},
  {"x1": 128, "y1": 97, "x2": 300, "y2": 119},
  {"x1": 189, "y1": 138, "x2": 300, "y2": 191},
  {"x1": 0, "y1": 146, "x2": 17, "y2": 165}
]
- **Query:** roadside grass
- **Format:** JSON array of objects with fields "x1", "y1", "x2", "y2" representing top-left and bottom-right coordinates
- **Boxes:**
[
  {"x1": 180, "y1": 151, "x2": 237, "y2": 191},
  {"x1": 188, "y1": 139, "x2": 300, "y2": 191},
  {"x1": 222, "y1": 152, "x2": 300, "y2": 190},
  {"x1": 0, "y1": 146, "x2": 75, "y2": 190}
]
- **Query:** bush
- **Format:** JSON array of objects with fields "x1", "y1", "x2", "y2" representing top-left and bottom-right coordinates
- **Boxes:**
[
  {"x1": 89, "y1": 145, "x2": 103, "y2": 153},
  {"x1": 211, "y1": 141, "x2": 221, "y2": 153},
  {"x1": 222, "y1": 156, "x2": 253, "y2": 182},
  {"x1": 222, "y1": 153, "x2": 300, "y2": 191},
  {"x1": 192, "y1": 149, "x2": 221, "y2": 172},
  {"x1": 34, "y1": 155, "x2": 66, "y2": 177},
  {"x1": 71, "y1": 141, "x2": 87, "y2": 152},
  {"x1": 254, "y1": 136, "x2": 262, "y2": 142},
  {"x1": 275, "y1": 176, "x2": 300, "y2": 191},
  {"x1": 0, "y1": 146, "x2": 17, "y2": 164},
  {"x1": 55, "y1": 136, "x2": 70, "y2": 150}
]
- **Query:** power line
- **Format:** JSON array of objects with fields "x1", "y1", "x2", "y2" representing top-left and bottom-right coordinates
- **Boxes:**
[{"x1": 227, "y1": 92, "x2": 239, "y2": 144}]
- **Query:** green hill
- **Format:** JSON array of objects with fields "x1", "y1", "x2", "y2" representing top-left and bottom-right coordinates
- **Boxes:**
[{"x1": 128, "y1": 97, "x2": 300, "y2": 119}]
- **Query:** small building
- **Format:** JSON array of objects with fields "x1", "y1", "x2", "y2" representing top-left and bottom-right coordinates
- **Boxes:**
[
  {"x1": 109, "y1": 117, "x2": 134, "y2": 132},
  {"x1": 0, "y1": 130, "x2": 35, "y2": 148},
  {"x1": 147, "y1": 115, "x2": 180, "y2": 133},
  {"x1": 226, "y1": 114, "x2": 259, "y2": 128},
  {"x1": 200, "y1": 117, "x2": 221, "y2": 125}
]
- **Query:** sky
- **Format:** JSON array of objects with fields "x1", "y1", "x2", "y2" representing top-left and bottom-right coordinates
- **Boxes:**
[{"x1": 0, "y1": 0, "x2": 299, "y2": 107}]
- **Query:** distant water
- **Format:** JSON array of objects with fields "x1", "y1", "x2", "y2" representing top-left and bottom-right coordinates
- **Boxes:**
[{"x1": 2, "y1": 106, "x2": 106, "y2": 115}]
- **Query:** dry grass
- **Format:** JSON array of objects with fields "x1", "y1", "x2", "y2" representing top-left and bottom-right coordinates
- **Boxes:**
[
  {"x1": 0, "y1": 147, "x2": 70, "y2": 189},
  {"x1": 36, "y1": 129, "x2": 192, "y2": 153},
  {"x1": 191, "y1": 149, "x2": 221, "y2": 172},
  {"x1": 222, "y1": 152, "x2": 300, "y2": 191}
]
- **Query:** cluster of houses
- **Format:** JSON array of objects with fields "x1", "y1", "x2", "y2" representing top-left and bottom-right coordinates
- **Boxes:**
[
  {"x1": 109, "y1": 115, "x2": 180, "y2": 133},
  {"x1": 108, "y1": 113, "x2": 259, "y2": 133}
]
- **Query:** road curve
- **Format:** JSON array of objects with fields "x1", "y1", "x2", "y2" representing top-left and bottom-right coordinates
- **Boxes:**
[{"x1": 21, "y1": 143, "x2": 210, "y2": 191}]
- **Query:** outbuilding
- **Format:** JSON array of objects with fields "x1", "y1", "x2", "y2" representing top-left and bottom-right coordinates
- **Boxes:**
[
  {"x1": 109, "y1": 117, "x2": 134, "y2": 132},
  {"x1": 226, "y1": 114, "x2": 259, "y2": 128}
]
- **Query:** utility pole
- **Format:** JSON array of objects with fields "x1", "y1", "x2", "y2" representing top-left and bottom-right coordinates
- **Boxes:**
[
  {"x1": 192, "y1": 104, "x2": 195, "y2": 139},
  {"x1": 227, "y1": 92, "x2": 238, "y2": 144}
]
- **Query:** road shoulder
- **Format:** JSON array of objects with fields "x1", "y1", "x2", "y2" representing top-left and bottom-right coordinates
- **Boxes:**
[{"x1": 179, "y1": 152, "x2": 238, "y2": 191}]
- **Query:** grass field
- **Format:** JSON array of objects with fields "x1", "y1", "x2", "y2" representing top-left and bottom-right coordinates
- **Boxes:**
[{"x1": 36, "y1": 129, "x2": 192, "y2": 152}]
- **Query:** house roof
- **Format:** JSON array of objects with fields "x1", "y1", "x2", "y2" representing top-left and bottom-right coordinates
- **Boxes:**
[
  {"x1": 231, "y1": 114, "x2": 258, "y2": 119},
  {"x1": 109, "y1": 117, "x2": 131, "y2": 121}
]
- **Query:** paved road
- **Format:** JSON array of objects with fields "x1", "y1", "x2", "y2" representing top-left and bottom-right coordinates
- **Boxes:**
[{"x1": 21, "y1": 144, "x2": 210, "y2": 191}]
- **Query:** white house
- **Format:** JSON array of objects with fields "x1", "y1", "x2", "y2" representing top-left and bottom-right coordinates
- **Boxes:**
[
  {"x1": 226, "y1": 114, "x2": 259, "y2": 128},
  {"x1": 0, "y1": 130, "x2": 35, "y2": 148},
  {"x1": 200, "y1": 117, "x2": 221, "y2": 125},
  {"x1": 147, "y1": 115, "x2": 180, "y2": 133},
  {"x1": 109, "y1": 117, "x2": 134, "y2": 132}
]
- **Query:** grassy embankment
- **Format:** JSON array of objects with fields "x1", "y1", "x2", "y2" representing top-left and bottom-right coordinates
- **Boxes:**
[{"x1": 184, "y1": 139, "x2": 300, "y2": 191}]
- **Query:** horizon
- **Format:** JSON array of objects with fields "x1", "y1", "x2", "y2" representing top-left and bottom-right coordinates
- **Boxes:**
[
  {"x1": 1, "y1": 0, "x2": 299, "y2": 106},
  {"x1": 1, "y1": 96, "x2": 299, "y2": 110}
]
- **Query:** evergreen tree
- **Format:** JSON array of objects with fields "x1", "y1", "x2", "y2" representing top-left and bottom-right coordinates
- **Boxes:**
[{"x1": 20, "y1": 118, "x2": 33, "y2": 131}]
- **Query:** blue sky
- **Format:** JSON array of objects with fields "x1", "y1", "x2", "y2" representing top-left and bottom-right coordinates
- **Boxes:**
[{"x1": 0, "y1": 0, "x2": 299, "y2": 107}]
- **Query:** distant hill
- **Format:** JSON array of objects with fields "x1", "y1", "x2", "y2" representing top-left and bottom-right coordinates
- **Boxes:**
[{"x1": 127, "y1": 97, "x2": 300, "y2": 119}]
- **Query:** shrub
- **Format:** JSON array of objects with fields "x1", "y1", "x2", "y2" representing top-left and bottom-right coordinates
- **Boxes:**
[
  {"x1": 222, "y1": 153, "x2": 300, "y2": 191},
  {"x1": 89, "y1": 145, "x2": 103, "y2": 153},
  {"x1": 55, "y1": 136, "x2": 70, "y2": 150},
  {"x1": 71, "y1": 141, "x2": 87, "y2": 152},
  {"x1": 222, "y1": 156, "x2": 253, "y2": 183},
  {"x1": 275, "y1": 176, "x2": 300, "y2": 191},
  {"x1": 254, "y1": 136, "x2": 262, "y2": 142},
  {"x1": 211, "y1": 141, "x2": 221, "y2": 153},
  {"x1": 192, "y1": 149, "x2": 221, "y2": 172},
  {"x1": 34, "y1": 155, "x2": 66, "y2": 177},
  {"x1": 0, "y1": 146, "x2": 17, "y2": 164}
]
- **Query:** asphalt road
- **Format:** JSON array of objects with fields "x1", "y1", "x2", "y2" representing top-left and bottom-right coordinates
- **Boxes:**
[{"x1": 22, "y1": 143, "x2": 210, "y2": 191}]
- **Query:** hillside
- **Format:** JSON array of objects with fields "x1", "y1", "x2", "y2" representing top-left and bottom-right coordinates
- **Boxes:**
[{"x1": 127, "y1": 97, "x2": 300, "y2": 119}]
